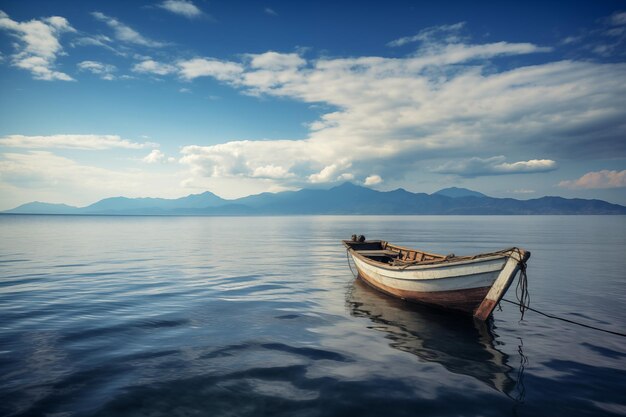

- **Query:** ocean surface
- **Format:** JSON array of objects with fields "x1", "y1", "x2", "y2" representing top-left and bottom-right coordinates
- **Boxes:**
[{"x1": 0, "y1": 215, "x2": 625, "y2": 417}]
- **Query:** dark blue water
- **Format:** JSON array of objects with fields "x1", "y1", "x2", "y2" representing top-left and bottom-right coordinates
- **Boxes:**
[{"x1": 1, "y1": 215, "x2": 625, "y2": 417}]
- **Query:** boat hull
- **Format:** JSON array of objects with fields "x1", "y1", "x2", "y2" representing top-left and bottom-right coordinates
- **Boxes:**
[
  {"x1": 352, "y1": 255, "x2": 505, "y2": 314},
  {"x1": 346, "y1": 243, "x2": 529, "y2": 319}
]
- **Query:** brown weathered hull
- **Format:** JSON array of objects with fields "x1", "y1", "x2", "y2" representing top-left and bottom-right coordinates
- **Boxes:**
[{"x1": 357, "y1": 266, "x2": 491, "y2": 314}]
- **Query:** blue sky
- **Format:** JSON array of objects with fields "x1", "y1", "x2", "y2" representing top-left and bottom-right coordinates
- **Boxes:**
[{"x1": 0, "y1": 0, "x2": 625, "y2": 209}]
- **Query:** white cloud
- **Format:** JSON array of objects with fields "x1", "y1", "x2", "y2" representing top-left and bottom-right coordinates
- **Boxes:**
[
  {"x1": 0, "y1": 134, "x2": 157, "y2": 150},
  {"x1": 0, "y1": 151, "x2": 185, "y2": 208},
  {"x1": 364, "y1": 175, "x2": 383, "y2": 186},
  {"x1": 248, "y1": 51, "x2": 305, "y2": 69},
  {"x1": 91, "y1": 11, "x2": 165, "y2": 47},
  {"x1": 264, "y1": 8, "x2": 278, "y2": 17},
  {"x1": 0, "y1": 151, "x2": 127, "y2": 189},
  {"x1": 77, "y1": 60, "x2": 116, "y2": 80},
  {"x1": 143, "y1": 149, "x2": 165, "y2": 163},
  {"x1": 158, "y1": 0, "x2": 204, "y2": 18},
  {"x1": 434, "y1": 156, "x2": 557, "y2": 177},
  {"x1": 142, "y1": 149, "x2": 175, "y2": 164},
  {"x1": 252, "y1": 165, "x2": 294, "y2": 179},
  {"x1": 0, "y1": 10, "x2": 75, "y2": 80},
  {"x1": 308, "y1": 160, "x2": 353, "y2": 183},
  {"x1": 173, "y1": 35, "x2": 626, "y2": 188},
  {"x1": 559, "y1": 170, "x2": 626, "y2": 189},
  {"x1": 177, "y1": 58, "x2": 244, "y2": 81},
  {"x1": 132, "y1": 59, "x2": 177, "y2": 75}
]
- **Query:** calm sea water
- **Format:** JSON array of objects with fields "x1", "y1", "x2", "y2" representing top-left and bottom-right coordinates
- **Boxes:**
[{"x1": 0, "y1": 215, "x2": 625, "y2": 417}]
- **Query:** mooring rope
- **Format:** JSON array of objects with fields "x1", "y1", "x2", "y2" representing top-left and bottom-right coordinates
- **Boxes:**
[
  {"x1": 512, "y1": 248, "x2": 530, "y2": 321},
  {"x1": 501, "y1": 298, "x2": 626, "y2": 337},
  {"x1": 346, "y1": 248, "x2": 358, "y2": 278}
]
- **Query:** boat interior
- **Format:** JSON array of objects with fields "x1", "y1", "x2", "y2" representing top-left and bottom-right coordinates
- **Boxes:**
[{"x1": 343, "y1": 240, "x2": 445, "y2": 265}]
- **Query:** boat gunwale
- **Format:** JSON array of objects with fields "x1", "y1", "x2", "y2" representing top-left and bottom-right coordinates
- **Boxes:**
[{"x1": 343, "y1": 240, "x2": 511, "y2": 272}]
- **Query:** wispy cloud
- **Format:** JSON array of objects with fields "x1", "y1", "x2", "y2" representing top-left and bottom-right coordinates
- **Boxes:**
[
  {"x1": 388, "y1": 22, "x2": 467, "y2": 47},
  {"x1": 77, "y1": 60, "x2": 116, "y2": 80},
  {"x1": 561, "y1": 10, "x2": 626, "y2": 57},
  {"x1": 71, "y1": 34, "x2": 127, "y2": 56},
  {"x1": 0, "y1": 151, "x2": 186, "y2": 208},
  {"x1": 434, "y1": 156, "x2": 557, "y2": 177},
  {"x1": 0, "y1": 134, "x2": 157, "y2": 150},
  {"x1": 91, "y1": 11, "x2": 166, "y2": 47},
  {"x1": 0, "y1": 10, "x2": 75, "y2": 80},
  {"x1": 157, "y1": 0, "x2": 205, "y2": 19},
  {"x1": 264, "y1": 7, "x2": 278, "y2": 17},
  {"x1": 559, "y1": 170, "x2": 626, "y2": 189}
]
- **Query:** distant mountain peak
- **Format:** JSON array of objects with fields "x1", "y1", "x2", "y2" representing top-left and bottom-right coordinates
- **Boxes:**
[
  {"x1": 3, "y1": 184, "x2": 625, "y2": 215},
  {"x1": 334, "y1": 181, "x2": 362, "y2": 189},
  {"x1": 433, "y1": 187, "x2": 487, "y2": 198}
]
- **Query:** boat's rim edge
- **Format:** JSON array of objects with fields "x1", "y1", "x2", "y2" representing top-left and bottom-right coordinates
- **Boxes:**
[{"x1": 343, "y1": 240, "x2": 516, "y2": 271}]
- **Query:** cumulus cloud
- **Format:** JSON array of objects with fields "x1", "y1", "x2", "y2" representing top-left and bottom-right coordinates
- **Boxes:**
[
  {"x1": 132, "y1": 59, "x2": 177, "y2": 75},
  {"x1": 559, "y1": 170, "x2": 626, "y2": 189},
  {"x1": 308, "y1": 159, "x2": 353, "y2": 183},
  {"x1": 0, "y1": 10, "x2": 75, "y2": 80},
  {"x1": 364, "y1": 175, "x2": 383, "y2": 186},
  {"x1": 0, "y1": 134, "x2": 157, "y2": 150},
  {"x1": 143, "y1": 149, "x2": 176, "y2": 164},
  {"x1": 157, "y1": 0, "x2": 204, "y2": 18},
  {"x1": 434, "y1": 156, "x2": 557, "y2": 177},
  {"x1": 173, "y1": 30, "x2": 626, "y2": 188},
  {"x1": 143, "y1": 149, "x2": 165, "y2": 163},
  {"x1": 247, "y1": 51, "x2": 305, "y2": 69},
  {"x1": 54, "y1": 20, "x2": 622, "y2": 190},
  {"x1": 178, "y1": 58, "x2": 244, "y2": 80},
  {"x1": 91, "y1": 11, "x2": 165, "y2": 47},
  {"x1": 77, "y1": 60, "x2": 116, "y2": 80}
]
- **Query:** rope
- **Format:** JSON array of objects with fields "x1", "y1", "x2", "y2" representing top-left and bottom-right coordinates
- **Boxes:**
[
  {"x1": 512, "y1": 248, "x2": 530, "y2": 321},
  {"x1": 346, "y1": 248, "x2": 358, "y2": 278},
  {"x1": 501, "y1": 299, "x2": 626, "y2": 337}
]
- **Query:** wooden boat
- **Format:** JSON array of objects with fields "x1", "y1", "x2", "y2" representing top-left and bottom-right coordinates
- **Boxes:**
[{"x1": 343, "y1": 237, "x2": 530, "y2": 321}]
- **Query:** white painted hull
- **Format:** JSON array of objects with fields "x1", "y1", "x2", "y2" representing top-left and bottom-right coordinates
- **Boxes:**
[{"x1": 352, "y1": 255, "x2": 507, "y2": 293}]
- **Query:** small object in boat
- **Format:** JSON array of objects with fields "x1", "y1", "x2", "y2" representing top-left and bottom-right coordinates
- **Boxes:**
[
  {"x1": 343, "y1": 237, "x2": 530, "y2": 321},
  {"x1": 351, "y1": 234, "x2": 358, "y2": 242}
]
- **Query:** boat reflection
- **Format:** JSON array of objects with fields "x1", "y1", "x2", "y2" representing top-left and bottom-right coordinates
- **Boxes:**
[{"x1": 347, "y1": 278, "x2": 520, "y2": 396}]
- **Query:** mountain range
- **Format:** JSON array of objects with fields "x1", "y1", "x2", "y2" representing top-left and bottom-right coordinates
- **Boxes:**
[{"x1": 4, "y1": 183, "x2": 626, "y2": 215}]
